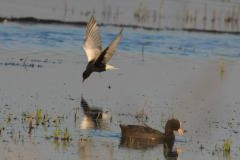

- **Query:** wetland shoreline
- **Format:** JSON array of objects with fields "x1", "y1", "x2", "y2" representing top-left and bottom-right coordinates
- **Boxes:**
[{"x1": 1, "y1": 16, "x2": 240, "y2": 35}]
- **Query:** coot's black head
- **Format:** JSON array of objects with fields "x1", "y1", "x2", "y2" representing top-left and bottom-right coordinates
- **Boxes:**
[
  {"x1": 165, "y1": 119, "x2": 183, "y2": 136},
  {"x1": 82, "y1": 70, "x2": 91, "y2": 83}
]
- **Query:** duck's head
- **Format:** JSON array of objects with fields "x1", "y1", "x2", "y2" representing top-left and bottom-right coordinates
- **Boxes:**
[{"x1": 165, "y1": 119, "x2": 183, "y2": 136}]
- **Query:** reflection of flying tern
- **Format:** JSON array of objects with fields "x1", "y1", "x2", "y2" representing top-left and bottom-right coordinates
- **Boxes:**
[{"x1": 79, "y1": 95, "x2": 108, "y2": 130}]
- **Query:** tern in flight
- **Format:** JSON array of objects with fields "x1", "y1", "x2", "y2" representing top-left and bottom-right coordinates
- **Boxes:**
[{"x1": 82, "y1": 15, "x2": 123, "y2": 83}]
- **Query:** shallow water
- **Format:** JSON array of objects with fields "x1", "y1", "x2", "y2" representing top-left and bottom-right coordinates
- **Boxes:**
[
  {"x1": 0, "y1": 22, "x2": 240, "y2": 160},
  {"x1": 1, "y1": 22, "x2": 240, "y2": 58}
]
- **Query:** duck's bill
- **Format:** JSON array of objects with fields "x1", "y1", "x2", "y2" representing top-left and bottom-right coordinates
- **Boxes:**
[
  {"x1": 82, "y1": 79, "x2": 85, "y2": 83},
  {"x1": 178, "y1": 121, "x2": 183, "y2": 136},
  {"x1": 178, "y1": 129, "x2": 183, "y2": 136}
]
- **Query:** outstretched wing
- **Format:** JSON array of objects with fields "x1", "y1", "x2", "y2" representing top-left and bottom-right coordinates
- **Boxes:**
[
  {"x1": 83, "y1": 15, "x2": 102, "y2": 62},
  {"x1": 94, "y1": 29, "x2": 123, "y2": 65}
]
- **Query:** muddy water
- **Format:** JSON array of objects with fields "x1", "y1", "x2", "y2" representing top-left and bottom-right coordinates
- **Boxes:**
[{"x1": 0, "y1": 22, "x2": 240, "y2": 160}]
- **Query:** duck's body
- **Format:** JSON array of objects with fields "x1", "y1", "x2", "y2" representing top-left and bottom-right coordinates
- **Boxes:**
[
  {"x1": 120, "y1": 125, "x2": 165, "y2": 139},
  {"x1": 82, "y1": 15, "x2": 123, "y2": 83},
  {"x1": 120, "y1": 119, "x2": 183, "y2": 140},
  {"x1": 120, "y1": 125, "x2": 172, "y2": 140}
]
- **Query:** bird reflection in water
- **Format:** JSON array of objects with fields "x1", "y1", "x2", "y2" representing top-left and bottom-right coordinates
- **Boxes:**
[
  {"x1": 119, "y1": 138, "x2": 181, "y2": 160},
  {"x1": 79, "y1": 95, "x2": 108, "y2": 130}
]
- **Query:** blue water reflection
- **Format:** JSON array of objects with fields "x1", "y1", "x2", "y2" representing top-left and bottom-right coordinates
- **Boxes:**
[{"x1": 0, "y1": 22, "x2": 240, "y2": 58}]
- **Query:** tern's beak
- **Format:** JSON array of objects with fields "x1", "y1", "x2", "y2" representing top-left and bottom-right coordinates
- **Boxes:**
[
  {"x1": 82, "y1": 79, "x2": 85, "y2": 83},
  {"x1": 178, "y1": 121, "x2": 183, "y2": 136}
]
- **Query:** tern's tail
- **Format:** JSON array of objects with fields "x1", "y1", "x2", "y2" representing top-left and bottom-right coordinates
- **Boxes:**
[{"x1": 106, "y1": 64, "x2": 118, "y2": 70}]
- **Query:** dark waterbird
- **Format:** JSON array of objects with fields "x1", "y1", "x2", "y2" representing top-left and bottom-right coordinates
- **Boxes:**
[
  {"x1": 120, "y1": 119, "x2": 183, "y2": 141},
  {"x1": 82, "y1": 15, "x2": 123, "y2": 83}
]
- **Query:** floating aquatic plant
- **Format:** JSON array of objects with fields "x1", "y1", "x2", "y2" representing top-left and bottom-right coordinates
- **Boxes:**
[
  {"x1": 221, "y1": 139, "x2": 232, "y2": 160},
  {"x1": 223, "y1": 139, "x2": 232, "y2": 152},
  {"x1": 42, "y1": 114, "x2": 53, "y2": 125},
  {"x1": 22, "y1": 110, "x2": 31, "y2": 119},
  {"x1": 52, "y1": 127, "x2": 76, "y2": 141},
  {"x1": 7, "y1": 111, "x2": 15, "y2": 122},
  {"x1": 53, "y1": 115, "x2": 58, "y2": 123},
  {"x1": 35, "y1": 106, "x2": 44, "y2": 120},
  {"x1": 42, "y1": 114, "x2": 48, "y2": 125},
  {"x1": 61, "y1": 128, "x2": 71, "y2": 141},
  {"x1": 22, "y1": 112, "x2": 26, "y2": 119},
  {"x1": 52, "y1": 128, "x2": 61, "y2": 140},
  {"x1": 10, "y1": 129, "x2": 15, "y2": 139}
]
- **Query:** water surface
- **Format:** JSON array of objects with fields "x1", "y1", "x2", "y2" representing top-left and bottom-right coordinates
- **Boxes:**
[{"x1": 0, "y1": 22, "x2": 240, "y2": 160}]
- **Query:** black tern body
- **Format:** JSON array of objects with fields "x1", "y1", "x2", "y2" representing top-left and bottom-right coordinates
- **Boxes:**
[{"x1": 82, "y1": 15, "x2": 123, "y2": 83}]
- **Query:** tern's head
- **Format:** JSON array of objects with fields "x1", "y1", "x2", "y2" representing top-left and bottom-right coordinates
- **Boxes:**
[{"x1": 82, "y1": 70, "x2": 91, "y2": 83}]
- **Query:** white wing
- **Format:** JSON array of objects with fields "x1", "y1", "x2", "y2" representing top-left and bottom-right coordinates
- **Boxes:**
[{"x1": 83, "y1": 16, "x2": 102, "y2": 62}]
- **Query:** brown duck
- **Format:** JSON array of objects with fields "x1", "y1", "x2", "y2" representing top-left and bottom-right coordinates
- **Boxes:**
[{"x1": 120, "y1": 119, "x2": 183, "y2": 140}]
